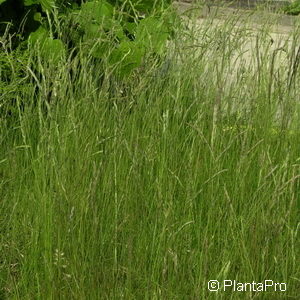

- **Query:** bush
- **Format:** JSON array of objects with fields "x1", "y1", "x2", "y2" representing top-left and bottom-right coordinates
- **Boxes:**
[
  {"x1": 283, "y1": 0, "x2": 300, "y2": 15},
  {"x1": 0, "y1": 0, "x2": 179, "y2": 118},
  {"x1": 0, "y1": 0, "x2": 177, "y2": 76}
]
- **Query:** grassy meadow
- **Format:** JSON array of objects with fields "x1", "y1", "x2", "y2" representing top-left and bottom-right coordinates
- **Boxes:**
[{"x1": 0, "y1": 3, "x2": 299, "y2": 299}]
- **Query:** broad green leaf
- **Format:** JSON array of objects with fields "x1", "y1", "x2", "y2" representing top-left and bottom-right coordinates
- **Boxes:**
[
  {"x1": 83, "y1": 24, "x2": 114, "y2": 59},
  {"x1": 83, "y1": 23, "x2": 104, "y2": 39},
  {"x1": 41, "y1": 38, "x2": 65, "y2": 63},
  {"x1": 24, "y1": 0, "x2": 40, "y2": 6},
  {"x1": 123, "y1": 22, "x2": 137, "y2": 36},
  {"x1": 83, "y1": 18, "x2": 124, "y2": 38},
  {"x1": 135, "y1": 16, "x2": 169, "y2": 55},
  {"x1": 83, "y1": 19, "x2": 126, "y2": 59},
  {"x1": 90, "y1": 40, "x2": 111, "y2": 59},
  {"x1": 28, "y1": 27, "x2": 65, "y2": 64},
  {"x1": 109, "y1": 41, "x2": 145, "y2": 76},
  {"x1": 28, "y1": 26, "x2": 48, "y2": 47},
  {"x1": 34, "y1": 12, "x2": 42, "y2": 22},
  {"x1": 0, "y1": 0, "x2": 8, "y2": 5},
  {"x1": 79, "y1": 0, "x2": 114, "y2": 25},
  {"x1": 113, "y1": 22, "x2": 126, "y2": 41}
]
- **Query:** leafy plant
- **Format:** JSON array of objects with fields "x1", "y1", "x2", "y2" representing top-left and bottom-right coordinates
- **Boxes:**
[
  {"x1": 1, "y1": 0, "x2": 176, "y2": 78},
  {"x1": 283, "y1": 0, "x2": 300, "y2": 15}
]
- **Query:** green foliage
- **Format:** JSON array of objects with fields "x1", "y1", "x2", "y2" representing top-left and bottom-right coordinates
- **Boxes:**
[
  {"x1": 1, "y1": 0, "x2": 175, "y2": 79},
  {"x1": 28, "y1": 25, "x2": 65, "y2": 64},
  {"x1": 24, "y1": 0, "x2": 41, "y2": 6},
  {"x1": 7, "y1": 0, "x2": 56, "y2": 12},
  {"x1": 109, "y1": 40, "x2": 145, "y2": 75},
  {"x1": 28, "y1": 25, "x2": 48, "y2": 45},
  {"x1": 40, "y1": 37, "x2": 66, "y2": 63},
  {"x1": 108, "y1": 0, "x2": 172, "y2": 14},
  {"x1": 1, "y1": 7, "x2": 300, "y2": 299},
  {"x1": 283, "y1": 0, "x2": 300, "y2": 15},
  {"x1": 80, "y1": 0, "x2": 114, "y2": 20},
  {"x1": 64, "y1": 1, "x2": 173, "y2": 75},
  {"x1": 135, "y1": 16, "x2": 170, "y2": 54},
  {"x1": 0, "y1": 47, "x2": 31, "y2": 120}
]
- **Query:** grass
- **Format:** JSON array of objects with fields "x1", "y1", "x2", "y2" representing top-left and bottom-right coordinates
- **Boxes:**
[{"x1": 0, "y1": 4, "x2": 299, "y2": 299}]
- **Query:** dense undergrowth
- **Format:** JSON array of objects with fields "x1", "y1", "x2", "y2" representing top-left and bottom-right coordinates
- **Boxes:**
[
  {"x1": 283, "y1": 0, "x2": 300, "y2": 15},
  {"x1": 0, "y1": 1, "x2": 300, "y2": 299}
]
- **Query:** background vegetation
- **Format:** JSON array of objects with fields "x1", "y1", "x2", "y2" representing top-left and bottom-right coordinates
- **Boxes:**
[
  {"x1": 283, "y1": 0, "x2": 300, "y2": 15},
  {"x1": 0, "y1": 0, "x2": 299, "y2": 299}
]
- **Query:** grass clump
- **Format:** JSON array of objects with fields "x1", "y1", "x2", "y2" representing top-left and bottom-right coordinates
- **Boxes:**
[{"x1": 0, "y1": 5, "x2": 300, "y2": 299}]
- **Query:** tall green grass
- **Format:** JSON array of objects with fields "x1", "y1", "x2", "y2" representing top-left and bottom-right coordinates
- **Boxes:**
[{"x1": 1, "y1": 6, "x2": 299, "y2": 299}]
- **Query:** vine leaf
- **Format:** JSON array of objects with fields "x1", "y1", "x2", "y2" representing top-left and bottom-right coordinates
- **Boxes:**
[
  {"x1": 109, "y1": 40, "x2": 145, "y2": 76},
  {"x1": 28, "y1": 26, "x2": 48, "y2": 46},
  {"x1": 29, "y1": 26, "x2": 65, "y2": 64},
  {"x1": 78, "y1": 0, "x2": 114, "y2": 25},
  {"x1": 41, "y1": 38, "x2": 65, "y2": 63},
  {"x1": 135, "y1": 16, "x2": 169, "y2": 55}
]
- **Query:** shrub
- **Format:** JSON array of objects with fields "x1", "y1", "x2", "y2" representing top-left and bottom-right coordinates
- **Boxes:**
[{"x1": 283, "y1": 0, "x2": 300, "y2": 15}]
